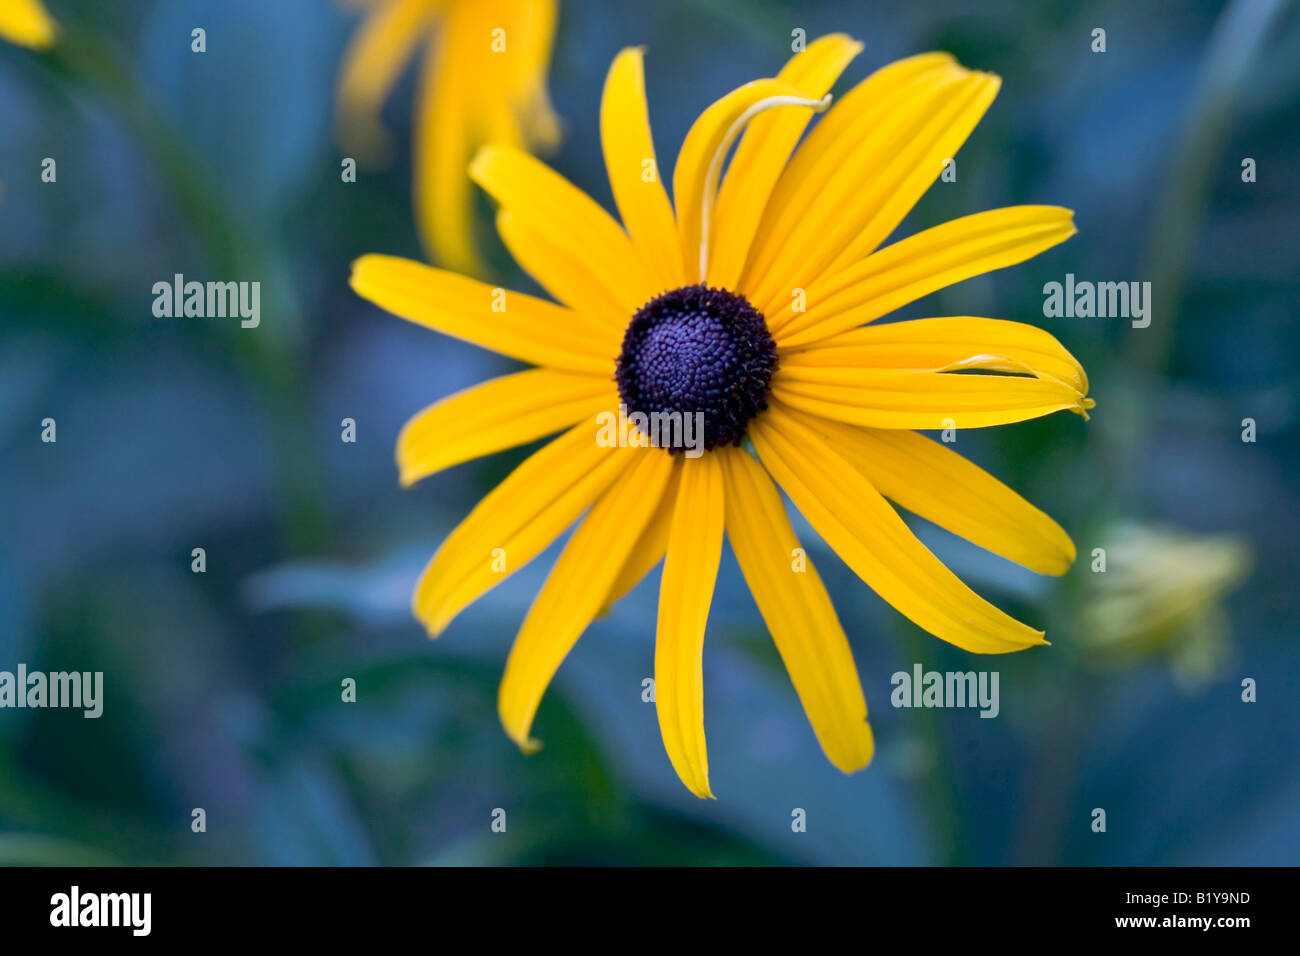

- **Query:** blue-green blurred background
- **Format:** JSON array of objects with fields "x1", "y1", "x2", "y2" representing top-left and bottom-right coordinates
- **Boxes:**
[{"x1": 1, "y1": 0, "x2": 1297, "y2": 865}]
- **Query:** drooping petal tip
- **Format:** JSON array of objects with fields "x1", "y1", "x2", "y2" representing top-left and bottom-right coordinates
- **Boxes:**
[
  {"x1": 655, "y1": 455, "x2": 725, "y2": 797},
  {"x1": 720, "y1": 446, "x2": 875, "y2": 773}
]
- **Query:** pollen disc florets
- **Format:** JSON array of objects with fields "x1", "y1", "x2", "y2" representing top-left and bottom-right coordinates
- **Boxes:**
[{"x1": 616, "y1": 284, "x2": 777, "y2": 452}]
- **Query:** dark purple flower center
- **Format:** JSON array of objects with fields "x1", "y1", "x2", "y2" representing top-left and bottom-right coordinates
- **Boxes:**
[{"x1": 615, "y1": 284, "x2": 777, "y2": 451}]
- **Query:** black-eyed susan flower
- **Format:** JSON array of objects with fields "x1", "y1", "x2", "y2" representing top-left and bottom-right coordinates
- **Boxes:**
[
  {"x1": 336, "y1": 0, "x2": 559, "y2": 274},
  {"x1": 0, "y1": 0, "x2": 57, "y2": 49},
  {"x1": 350, "y1": 36, "x2": 1093, "y2": 797}
]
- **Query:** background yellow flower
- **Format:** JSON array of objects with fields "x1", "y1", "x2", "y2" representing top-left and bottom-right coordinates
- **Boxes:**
[
  {"x1": 1083, "y1": 522, "x2": 1251, "y2": 686},
  {"x1": 336, "y1": 0, "x2": 559, "y2": 274}
]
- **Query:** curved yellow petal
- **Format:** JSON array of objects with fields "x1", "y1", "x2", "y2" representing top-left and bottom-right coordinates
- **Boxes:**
[
  {"x1": 336, "y1": 0, "x2": 433, "y2": 159},
  {"x1": 397, "y1": 369, "x2": 615, "y2": 487},
  {"x1": 706, "y1": 33, "x2": 862, "y2": 291},
  {"x1": 718, "y1": 445, "x2": 875, "y2": 773},
  {"x1": 781, "y1": 315, "x2": 1088, "y2": 394},
  {"x1": 770, "y1": 206, "x2": 1077, "y2": 345},
  {"x1": 600, "y1": 461, "x2": 681, "y2": 613},
  {"x1": 655, "y1": 453, "x2": 724, "y2": 798},
  {"x1": 750, "y1": 404, "x2": 1047, "y2": 653},
  {"x1": 601, "y1": 47, "x2": 685, "y2": 293},
  {"x1": 349, "y1": 254, "x2": 613, "y2": 375},
  {"x1": 801, "y1": 418, "x2": 1076, "y2": 575},
  {"x1": 0, "y1": 0, "x2": 58, "y2": 50},
  {"x1": 412, "y1": 419, "x2": 631, "y2": 635},
  {"x1": 673, "y1": 77, "x2": 830, "y2": 283},
  {"x1": 742, "y1": 57, "x2": 999, "y2": 313},
  {"x1": 471, "y1": 145, "x2": 655, "y2": 314},
  {"x1": 772, "y1": 351, "x2": 1093, "y2": 431},
  {"x1": 498, "y1": 447, "x2": 674, "y2": 751}
]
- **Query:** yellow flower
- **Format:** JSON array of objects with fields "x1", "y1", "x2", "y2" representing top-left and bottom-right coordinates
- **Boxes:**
[
  {"x1": 0, "y1": 0, "x2": 58, "y2": 49},
  {"x1": 336, "y1": 0, "x2": 559, "y2": 274},
  {"x1": 350, "y1": 37, "x2": 1093, "y2": 797},
  {"x1": 1082, "y1": 522, "x2": 1250, "y2": 686}
]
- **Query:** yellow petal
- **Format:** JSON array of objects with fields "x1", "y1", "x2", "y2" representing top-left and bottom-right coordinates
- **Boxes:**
[
  {"x1": 349, "y1": 254, "x2": 614, "y2": 375},
  {"x1": 498, "y1": 448, "x2": 674, "y2": 751},
  {"x1": 600, "y1": 461, "x2": 681, "y2": 613},
  {"x1": 772, "y1": 324, "x2": 1093, "y2": 430},
  {"x1": 495, "y1": 211, "x2": 629, "y2": 337},
  {"x1": 801, "y1": 418, "x2": 1076, "y2": 575},
  {"x1": 397, "y1": 369, "x2": 615, "y2": 487},
  {"x1": 600, "y1": 47, "x2": 685, "y2": 293},
  {"x1": 335, "y1": 0, "x2": 433, "y2": 158},
  {"x1": 781, "y1": 315, "x2": 1088, "y2": 393},
  {"x1": 822, "y1": 74, "x2": 1002, "y2": 273},
  {"x1": 413, "y1": 2, "x2": 478, "y2": 274},
  {"x1": 771, "y1": 371, "x2": 1091, "y2": 430},
  {"x1": 742, "y1": 57, "x2": 999, "y2": 313},
  {"x1": 770, "y1": 206, "x2": 1077, "y2": 345},
  {"x1": 412, "y1": 420, "x2": 631, "y2": 635},
  {"x1": 718, "y1": 445, "x2": 874, "y2": 773},
  {"x1": 750, "y1": 404, "x2": 1046, "y2": 653},
  {"x1": 496, "y1": 0, "x2": 560, "y2": 151},
  {"x1": 706, "y1": 33, "x2": 863, "y2": 291},
  {"x1": 471, "y1": 145, "x2": 655, "y2": 314},
  {"x1": 739, "y1": 52, "x2": 964, "y2": 303},
  {"x1": 655, "y1": 453, "x2": 725, "y2": 798},
  {"x1": 0, "y1": 0, "x2": 58, "y2": 50},
  {"x1": 673, "y1": 78, "x2": 831, "y2": 283}
]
